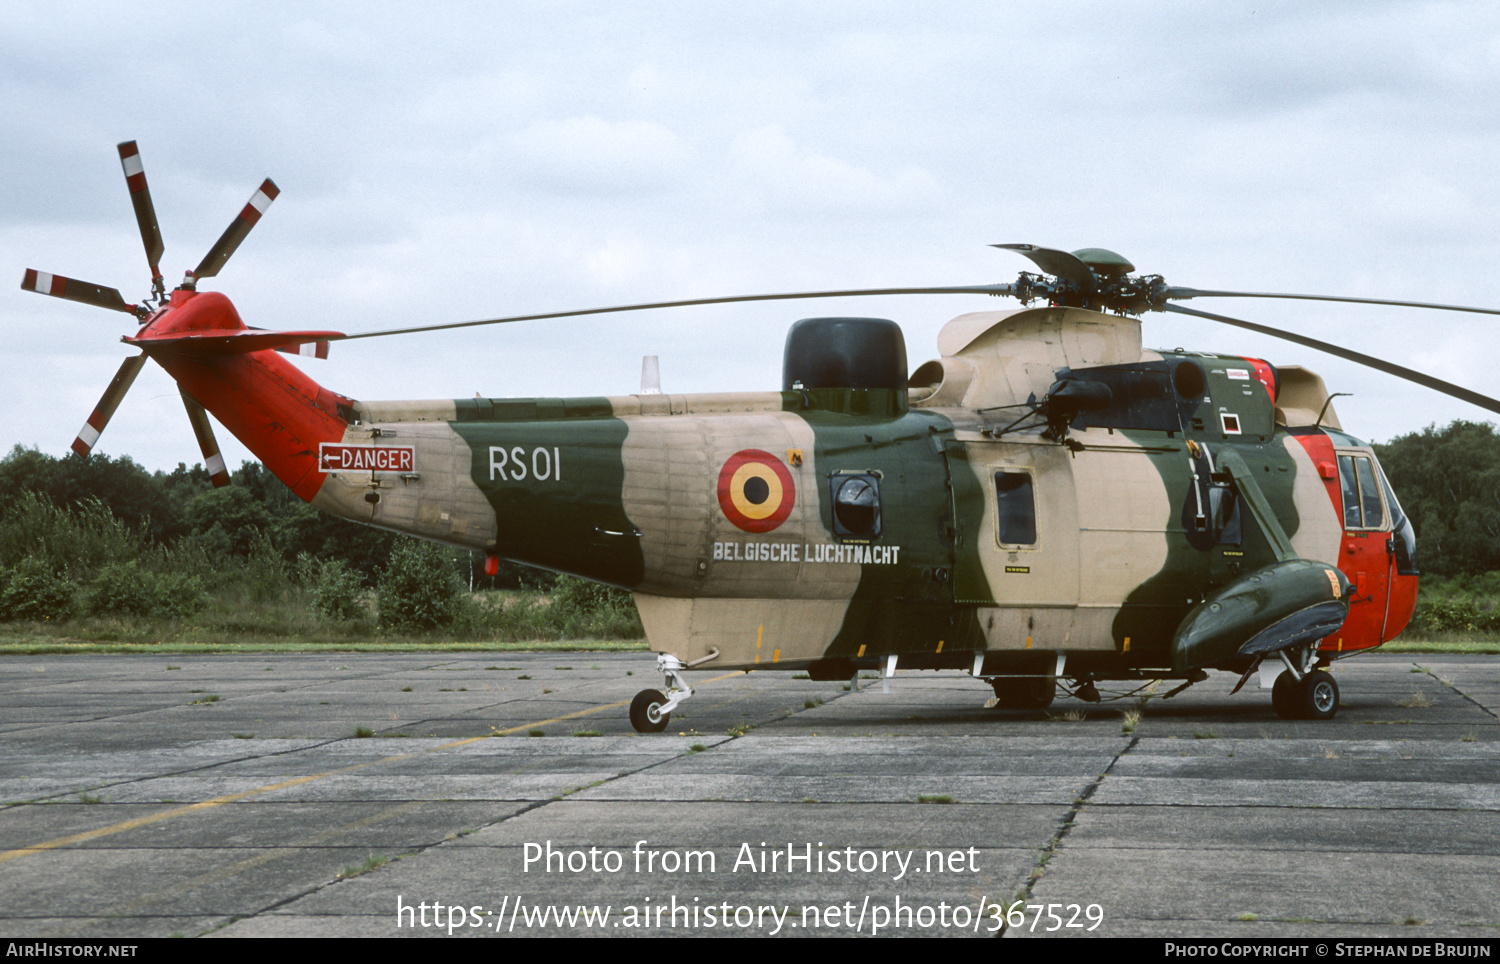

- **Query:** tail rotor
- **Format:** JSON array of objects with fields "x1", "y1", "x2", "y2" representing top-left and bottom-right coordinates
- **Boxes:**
[{"x1": 23, "y1": 140, "x2": 285, "y2": 484}]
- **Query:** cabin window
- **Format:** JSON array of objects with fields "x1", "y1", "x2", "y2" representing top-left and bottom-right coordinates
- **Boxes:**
[
  {"x1": 994, "y1": 471, "x2": 1037, "y2": 547},
  {"x1": 830, "y1": 473, "x2": 881, "y2": 539},
  {"x1": 1338, "y1": 454, "x2": 1388, "y2": 530}
]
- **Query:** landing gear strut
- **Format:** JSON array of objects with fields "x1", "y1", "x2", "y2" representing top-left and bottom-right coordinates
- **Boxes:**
[
  {"x1": 1270, "y1": 645, "x2": 1339, "y2": 720},
  {"x1": 629, "y1": 653, "x2": 711, "y2": 733}
]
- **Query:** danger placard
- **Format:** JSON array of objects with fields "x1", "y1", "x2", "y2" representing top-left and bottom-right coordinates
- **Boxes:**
[{"x1": 319, "y1": 443, "x2": 415, "y2": 472}]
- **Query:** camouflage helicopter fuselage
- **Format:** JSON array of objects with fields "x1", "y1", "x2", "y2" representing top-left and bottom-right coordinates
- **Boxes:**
[
  {"x1": 276, "y1": 304, "x2": 1417, "y2": 686},
  {"x1": 33, "y1": 141, "x2": 1434, "y2": 727}
]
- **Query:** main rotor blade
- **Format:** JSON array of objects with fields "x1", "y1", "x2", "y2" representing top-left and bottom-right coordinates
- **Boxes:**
[
  {"x1": 72, "y1": 354, "x2": 147, "y2": 456},
  {"x1": 991, "y1": 244, "x2": 1098, "y2": 291},
  {"x1": 117, "y1": 141, "x2": 164, "y2": 283},
  {"x1": 336, "y1": 284, "x2": 1014, "y2": 341},
  {"x1": 22, "y1": 269, "x2": 136, "y2": 314},
  {"x1": 1162, "y1": 303, "x2": 1500, "y2": 416},
  {"x1": 193, "y1": 178, "x2": 279, "y2": 280},
  {"x1": 1165, "y1": 287, "x2": 1500, "y2": 318},
  {"x1": 180, "y1": 389, "x2": 230, "y2": 487}
]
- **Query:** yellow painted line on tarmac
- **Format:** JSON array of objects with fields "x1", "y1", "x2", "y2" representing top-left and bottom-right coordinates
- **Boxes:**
[
  {"x1": 46, "y1": 800, "x2": 430, "y2": 937},
  {"x1": 0, "y1": 669, "x2": 748, "y2": 866}
]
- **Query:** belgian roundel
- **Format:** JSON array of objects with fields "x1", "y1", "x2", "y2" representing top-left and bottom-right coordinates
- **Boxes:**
[{"x1": 717, "y1": 449, "x2": 796, "y2": 533}]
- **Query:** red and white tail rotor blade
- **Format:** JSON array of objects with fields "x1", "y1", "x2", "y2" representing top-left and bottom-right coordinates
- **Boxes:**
[
  {"x1": 72, "y1": 354, "x2": 147, "y2": 456},
  {"x1": 22, "y1": 268, "x2": 138, "y2": 314},
  {"x1": 193, "y1": 178, "x2": 279, "y2": 281},
  {"x1": 117, "y1": 141, "x2": 164, "y2": 284},
  {"x1": 179, "y1": 389, "x2": 231, "y2": 487}
]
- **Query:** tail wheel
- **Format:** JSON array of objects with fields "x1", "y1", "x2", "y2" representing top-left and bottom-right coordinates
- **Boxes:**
[
  {"x1": 990, "y1": 677, "x2": 1055, "y2": 711},
  {"x1": 630, "y1": 689, "x2": 670, "y2": 733}
]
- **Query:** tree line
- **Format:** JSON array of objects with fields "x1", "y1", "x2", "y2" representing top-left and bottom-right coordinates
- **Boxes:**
[
  {"x1": 0, "y1": 445, "x2": 545, "y2": 590},
  {"x1": 0, "y1": 445, "x2": 634, "y2": 635}
]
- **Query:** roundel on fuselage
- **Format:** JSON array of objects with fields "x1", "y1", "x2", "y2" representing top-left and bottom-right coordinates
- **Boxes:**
[{"x1": 717, "y1": 449, "x2": 796, "y2": 533}]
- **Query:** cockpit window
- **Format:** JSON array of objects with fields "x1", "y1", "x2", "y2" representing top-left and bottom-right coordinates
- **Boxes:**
[{"x1": 1338, "y1": 454, "x2": 1388, "y2": 530}]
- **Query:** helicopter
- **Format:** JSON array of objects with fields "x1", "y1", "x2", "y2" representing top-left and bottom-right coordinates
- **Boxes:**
[{"x1": 23, "y1": 142, "x2": 1500, "y2": 732}]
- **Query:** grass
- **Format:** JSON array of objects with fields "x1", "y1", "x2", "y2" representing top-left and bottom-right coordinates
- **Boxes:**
[
  {"x1": 1398, "y1": 691, "x2": 1435, "y2": 708},
  {"x1": 353, "y1": 726, "x2": 375, "y2": 738},
  {"x1": 337, "y1": 854, "x2": 393, "y2": 880},
  {"x1": 232, "y1": 733, "x2": 254, "y2": 740},
  {"x1": 551, "y1": 779, "x2": 606, "y2": 801},
  {"x1": 528, "y1": 729, "x2": 545, "y2": 737},
  {"x1": 803, "y1": 698, "x2": 823, "y2": 709},
  {"x1": 189, "y1": 694, "x2": 220, "y2": 704},
  {"x1": 1381, "y1": 639, "x2": 1500, "y2": 654},
  {"x1": 1121, "y1": 709, "x2": 1142, "y2": 734},
  {"x1": 572, "y1": 729, "x2": 602, "y2": 737},
  {"x1": 916, "y1": 793, "x2": 954, "y2": 804}
]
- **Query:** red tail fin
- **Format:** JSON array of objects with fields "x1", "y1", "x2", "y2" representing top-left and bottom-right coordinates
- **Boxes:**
[{"x1": 127, "y1": 289, "x2": 352, "y2": 501}]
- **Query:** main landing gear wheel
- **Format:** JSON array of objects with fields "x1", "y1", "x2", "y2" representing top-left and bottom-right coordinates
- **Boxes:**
[
  {"x1": 990, "y1": 677, "x2": 1055, "y2": 711},
  {"x1": 1272, "y1": 669, "x2": 1339, "y2": 721},
  {"x1": 1271, "y1": 670, "x2": 1298, "y2": 718},
  {"x1": 630, "y1": 689, "x2": 670, "y2": 733},
  {"x1": 1297, "y1": 670, "x2": 1339, "y2": 721}
]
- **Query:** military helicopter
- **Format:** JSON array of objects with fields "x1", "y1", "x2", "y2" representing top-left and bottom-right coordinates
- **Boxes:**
[{"x1": 24, "y1": 142, "x2": 1500, "y2": 731}]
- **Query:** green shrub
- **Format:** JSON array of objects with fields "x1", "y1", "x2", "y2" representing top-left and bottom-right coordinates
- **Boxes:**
[
  {"x1": 312, "y1": 558, "x2": 365, "y2": 621},
  {"x1": 1407, "y1": 597, "x2": 1500, "y2": 634},
  {"x1": 245, "y1": 531, "x2": 290, "y2": 603},
  {"x1": 549, "y1": 575, "x2": 643, "y2": 639},
  {"x1": 0, "y1": 492, "x2": 146, "y2": 578},
  {"x1": 0, "y1": 558, "x2": 76, "y2": 621},
  {"x1": 84, "y1": 560, "x2": 207, "y2": 619},
  {"x1": 378, "y1": 539, "x2": 464, "y2": 632},
  {"x1": 1406, "y1": 573, "x2": 1500, "y2": 635}
]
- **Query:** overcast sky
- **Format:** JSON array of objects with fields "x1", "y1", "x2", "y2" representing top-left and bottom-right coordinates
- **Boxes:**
[{"x1": 4, "y1": 1, "x2": 1499, "y2": 474}]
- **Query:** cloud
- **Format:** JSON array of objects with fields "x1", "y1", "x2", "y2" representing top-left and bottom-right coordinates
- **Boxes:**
[
  {"x1": 726, "y1": 125, "x2": 941, "y2": 214},
  {"x1": 509, "y1": 116, "x2": 692, "y2": 196}
]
